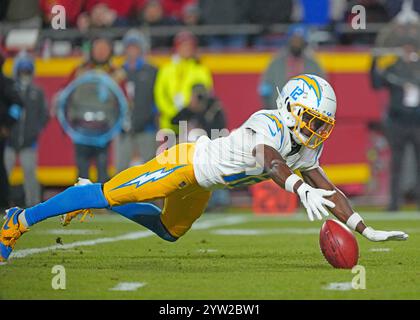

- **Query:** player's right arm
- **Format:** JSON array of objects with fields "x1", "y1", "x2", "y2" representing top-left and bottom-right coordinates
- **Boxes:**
[
  {"x1": 253, "y1": 144, "x2": 336, "y2": 222},
  {"x1": 301, "y1": 167, "x2": 408, "y2": 242}
]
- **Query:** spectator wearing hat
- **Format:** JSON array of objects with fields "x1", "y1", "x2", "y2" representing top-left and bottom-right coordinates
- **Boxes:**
[
  {"x1": 114, "y1": 30, "x2": 159, "y2": 172},
  {"x1": 154, "y1": 30, "x2": 213, "y2": 133},
  {"x1": 0, "y1": 50, "x2": 24, "y2": 209},
  {"x1": 258, "y1": 25, "x2": 325, "y2": 109},
  {"x1": 5, "y1": 52, "x2": 48, "y2": 207}
]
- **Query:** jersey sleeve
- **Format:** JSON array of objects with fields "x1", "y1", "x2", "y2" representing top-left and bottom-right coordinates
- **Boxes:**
[{"x1": 243, "y1": 111, "x2": 285, "y2": 151}]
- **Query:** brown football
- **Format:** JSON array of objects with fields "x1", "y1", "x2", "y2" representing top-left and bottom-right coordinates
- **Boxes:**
[{"x1": 319, "y1": 219, "x2": 359, "y2": 269}]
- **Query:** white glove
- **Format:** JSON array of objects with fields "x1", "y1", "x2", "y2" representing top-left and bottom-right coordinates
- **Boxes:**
[
  {"x1": 362, "y1": 227, "x2": 408, "y2": 242},
  {"x1": 296, "y1": 183, "x2": 336, "y2": 221}
]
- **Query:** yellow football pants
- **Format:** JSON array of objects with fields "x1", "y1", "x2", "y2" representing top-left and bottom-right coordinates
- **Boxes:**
[{"x1": 103, "y1": 143, "x2": 211, "y2": 238}]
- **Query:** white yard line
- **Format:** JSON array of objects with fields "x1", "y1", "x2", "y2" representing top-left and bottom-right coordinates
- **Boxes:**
[
  {"x1": 11, "y1": 230, "x2": 153, "y2": 259},
  {"x1": 10, "y1": 215, "x2": 249, "y2": 260},
  {"x1": 41, "y1": 229, "x2": 102, "y2": 235},
  {"x1": 212, "y1": 228, "x2": 320, "y2": 236},
  {"x1": 212, "y1": 227, "x2": 420, "y2": 236},
  {"x1": 61, "y1": 212, "x2": 420, "y2": 224},
  {"x1": 197, "y1": 249, "x2": 218, "y2": 253},
  {"x1": 323, "y1": 282, "x2": 353, "y2": 291},
  {"x1": 109, "y1": 282, "x2": 146, "y2": 291},
  {"x1": 242, "y1": 212, "x2": 420, "y2": 222},
  {"x1": 369, "y1": 248, "x2": 391, "y2": 252}
]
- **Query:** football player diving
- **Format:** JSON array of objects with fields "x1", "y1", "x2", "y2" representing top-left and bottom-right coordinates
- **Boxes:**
[{"x1": 1, "y1": 74, "x2": 408, "y2": 262}]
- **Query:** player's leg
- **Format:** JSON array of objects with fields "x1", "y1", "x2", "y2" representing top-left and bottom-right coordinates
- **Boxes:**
[
  {"x1": 21, "y1": 143, "x2": 194, "y2": 227},
  {"x1": 0, "y1": 143, "x2": 195, "y2": 261},
  {"x1": 110, "y1": 187, "x2": 212, "y2": 244},
  {"x1": 160, "y1": 187, "x2": 212, "y2": 239},
  {"x1": 110, "y1": 203, "x2": 177, "y2": 242},
  {"x1": 0, "y1": 182, "x2": 109, "y2": 261},
  {"x1": 102, "y1": 143, "x2": 198, "y2": 240},
  {"x1": 64, "y1": 142, "x2": 195, "y2": 230},
  {"x1": 102, "y1": 142, "x2": 195, "y2": 205}
]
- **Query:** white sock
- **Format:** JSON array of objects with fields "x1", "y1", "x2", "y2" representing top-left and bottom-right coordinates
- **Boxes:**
[{"x1": 18, "y1": 210, "x2": 29, "y2": 228}]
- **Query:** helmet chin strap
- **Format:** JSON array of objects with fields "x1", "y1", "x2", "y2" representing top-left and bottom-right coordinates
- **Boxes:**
[{"x1": 289, "y1": 130, "x2": 301, "y2": 145}]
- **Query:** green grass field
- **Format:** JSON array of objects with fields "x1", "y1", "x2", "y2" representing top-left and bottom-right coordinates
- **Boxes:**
[{"x1": 1, "y1": 210, "x2": 419, "y2": 299}]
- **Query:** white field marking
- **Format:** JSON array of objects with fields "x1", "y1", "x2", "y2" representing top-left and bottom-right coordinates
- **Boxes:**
[
  {"x1": 191, "y1": 215, "x2": 248, "y2": 229},
  {"x1": 197, "y1": 249, "x2": 218, "y2": 253},
  {"x1": 109, "y1": 282, "x2": 146, "y2": 291},
  {"x1": 41, "y1": 229, "x2": 102, "y2": 235},
  {"x1": 0, "y1": 262, "x2": 7, "y2": 266},
  {"x1": 213, "y1": 229, "x2": 263, "y2": 236},
  {"x1": 10, "y1": 215, "x2": 250, "y2": 260},
  {"x1": 55, "y1": 211, "x2": 420, "y2": 224},
  {"x1": 212, "y1": 228, "x2": 320, "y2": 236},
  {"x1": 240, "y1": 212, "x2": 420, "y2": 222},
  {"x1": 323, "y1": 282, "x2": 353, "y2": 291},
  {"x1": 11, "y1": 230, "x2": 153, "y2": 259},
  {"x1": 369, "y1": 248, "x2": 391, "y2": 252},
  {"x1": 212, "y1": 227, "x2": 420, "y2": 237}
]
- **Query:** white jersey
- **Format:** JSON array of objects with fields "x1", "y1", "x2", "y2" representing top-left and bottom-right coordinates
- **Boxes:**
[{"x1": 192, "y1": 109, "x2": 323, "y2": 190}]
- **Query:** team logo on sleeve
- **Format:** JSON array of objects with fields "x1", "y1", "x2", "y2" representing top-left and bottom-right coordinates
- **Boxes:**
[
  {"x1": 112, "y1": 165, "x2": 186, "y2": 190},
  {"x1": 259, "y1": 114, "x2": 284, "y2": 145}
]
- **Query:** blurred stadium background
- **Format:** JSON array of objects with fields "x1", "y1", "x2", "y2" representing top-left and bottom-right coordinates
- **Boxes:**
[{"x1": 1, "y1": 0, "x2": 420, "y2": 213}]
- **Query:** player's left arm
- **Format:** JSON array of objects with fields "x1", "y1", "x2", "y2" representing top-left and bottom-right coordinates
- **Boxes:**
[{"x1": 301, "y1": 167, "x2": 408, "y2": 242}]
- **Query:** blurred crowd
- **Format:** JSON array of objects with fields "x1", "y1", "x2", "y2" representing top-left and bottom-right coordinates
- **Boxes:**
[
  {"x1": 1, "y1": 0, "x2": 420, "y2": 48},
  {"x1": 0, "y1": 19, "x2": 326, "y2": 210},
  {"x1": 0, "y1": 27, "x2": 232, "y2": 210}
]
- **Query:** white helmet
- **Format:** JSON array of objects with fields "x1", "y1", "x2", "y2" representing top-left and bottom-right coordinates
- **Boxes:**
[{"x1": 276, "y1": 74, "x2": 336, "y2": 149}]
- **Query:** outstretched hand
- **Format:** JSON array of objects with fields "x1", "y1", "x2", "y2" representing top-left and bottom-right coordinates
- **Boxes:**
[{"x1": 362, "y1": 227, "x2": 408, "y2": 242}]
